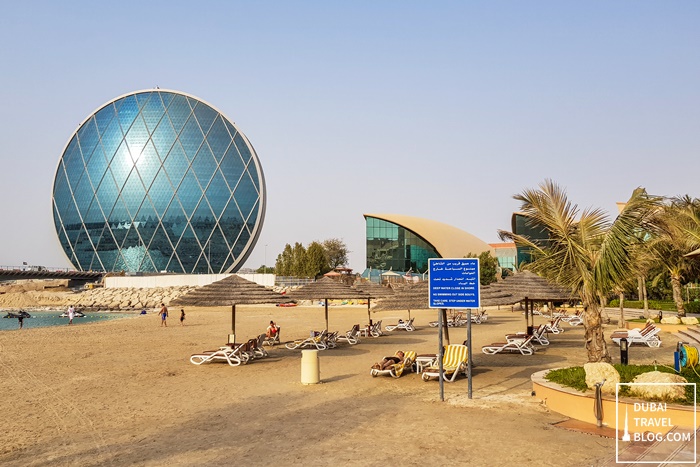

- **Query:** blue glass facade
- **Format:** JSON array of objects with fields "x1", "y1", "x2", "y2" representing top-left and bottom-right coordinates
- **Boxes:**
[
  {"x1": 512, "y1": 213, "x2": 549, "y2": 267},
  {"x1": 52, "y1": 90, "x2": 265, "y2": 273},
  {"x1": 365, "y1": 217, "x2": 439, "y2": 273}
]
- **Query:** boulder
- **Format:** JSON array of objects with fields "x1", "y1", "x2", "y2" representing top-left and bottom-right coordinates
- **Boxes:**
[
  {"x1": 681, "y1": 317, "x2": 699, "y2": 325},
  {"x1": 584, "y1": 362, "x2": 620, "y2": 394},
  {"x1": 661, "y1": 316, "x2": 680, "y2": 325},
  {"x1": 630, "y1": 371, "x2": 687, "y2": 401}
]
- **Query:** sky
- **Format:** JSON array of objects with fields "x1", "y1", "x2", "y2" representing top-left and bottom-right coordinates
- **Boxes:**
[{"x1": 0, "y1": 1, "x2": 698, "y2": 274}]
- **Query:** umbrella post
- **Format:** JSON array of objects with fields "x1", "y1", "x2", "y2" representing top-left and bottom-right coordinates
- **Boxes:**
[
  {"x1": 325, "y1": 299, "x2": 329, "y2": 331},
  {"x1": 367, "y1": 298, "x2": 372, "y2": 325},
  {"x1": 231, "y1": 304, "x2": 236, "y2": 343},
  {"x1": 467, "y1": 308, "x2": 473, "y2": 399},
  {"x1": 524, "y1": 297, "x2": 529, "y2": 335},
  {"x1": 438, "y1": 308, "x2": 445, "y2": 402}
]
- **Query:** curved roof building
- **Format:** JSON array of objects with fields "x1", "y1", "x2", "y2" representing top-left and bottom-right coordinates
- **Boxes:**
[
  {"x1": 364, "y1": 213, "x2": 493, "y2": 273},
  {"x1": 52, "y1": 89, "x2": 265, "y2": 274}
]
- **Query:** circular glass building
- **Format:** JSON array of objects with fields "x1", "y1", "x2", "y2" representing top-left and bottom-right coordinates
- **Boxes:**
[{"x1": 52, "y1": 89, "x2": 266, "y2": 273}]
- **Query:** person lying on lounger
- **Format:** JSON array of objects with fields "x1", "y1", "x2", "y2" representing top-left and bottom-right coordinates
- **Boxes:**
[{"x1": 371, "y1": 351, "x2": 405, "y2": 370}]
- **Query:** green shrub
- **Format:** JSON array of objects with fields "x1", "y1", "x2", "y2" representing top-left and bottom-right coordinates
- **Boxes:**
[
  {"x1": 545, "y1": 364, "x2": 699, "y2": 405},
  {"x1": 608, "y1": 300, "x2": 678, "y2": 312},
  {"x1": 544, "y1": 367, "x2": 588, "y2": 392},
  {"x1": 684, "y1": 301, "x2": 700, "y2": 314}
]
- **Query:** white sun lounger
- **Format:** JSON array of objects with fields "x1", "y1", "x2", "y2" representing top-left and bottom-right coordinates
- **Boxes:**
[{"x1": 482, "y1": 335, "x2": 535, "y2": 355}]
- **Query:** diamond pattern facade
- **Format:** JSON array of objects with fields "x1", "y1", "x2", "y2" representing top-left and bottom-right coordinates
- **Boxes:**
[{"x1": 52, "y1": 90, "x2": 266, "y2": 273}]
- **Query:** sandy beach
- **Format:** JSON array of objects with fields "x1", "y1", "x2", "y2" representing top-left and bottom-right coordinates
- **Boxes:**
[{"x1": 1, "y1": 304, "x2": 668, "y2": 466}]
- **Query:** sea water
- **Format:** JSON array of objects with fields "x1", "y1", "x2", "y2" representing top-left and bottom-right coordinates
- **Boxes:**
[{"x1": 0, "y1": 310, "x2": 136, "y2": 331}]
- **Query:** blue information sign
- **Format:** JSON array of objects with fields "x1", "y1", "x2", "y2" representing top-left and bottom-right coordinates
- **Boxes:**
[{"x1": 428, "y1": 258, "x2": 480, "y2": 309}]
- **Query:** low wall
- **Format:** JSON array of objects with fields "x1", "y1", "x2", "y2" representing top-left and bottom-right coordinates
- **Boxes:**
[
  {"x1": 105, "y1": 273, "x2": 275, "y2": 288},
  {"x1": 531, "y1": 370, "x2": 697, "y2": 433}
]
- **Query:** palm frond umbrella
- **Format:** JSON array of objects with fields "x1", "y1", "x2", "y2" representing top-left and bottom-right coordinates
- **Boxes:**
[
  {"x1": 485, "y1": 270, "x2": 576, "y2": 333},
  {"x1": 372, "y1": 280, "x2": 516, "y2": 344},
  {"x1": 371, "y1": 281, "x2": 429, "y2": 317},
  {"x1": 353, "y1": 279, "x2": 394, "y2": 324},
  {"x1": 171, "y1": 274, "x2": 291, "y2": 342},
  {"x1": 372, "y1": 281, "x2": 516, "y2": 313},
  {"x1": 285, "y1": 276, "x2": 369, "y2": 331}
]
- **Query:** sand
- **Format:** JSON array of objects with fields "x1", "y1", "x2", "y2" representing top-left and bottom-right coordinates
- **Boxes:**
[{"x1": 1, "y1": 304, "x2": 665, "y2": 466}]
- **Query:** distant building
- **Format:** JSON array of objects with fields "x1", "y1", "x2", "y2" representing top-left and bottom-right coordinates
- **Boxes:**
[
  {"x1": 489, "y1": 242, "x2": 517, "y2": 272},
  {"x1": 364, "y1": 213, "x2": 493, "y2": 276},
  {"x1": 511, "y1": 212, "x2": 550, "y2": 267},
  {"x1": 52, "y1": 89, "x2": 266, "y2": 274}
]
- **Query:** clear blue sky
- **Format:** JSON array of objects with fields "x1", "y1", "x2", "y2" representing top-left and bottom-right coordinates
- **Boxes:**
[{"x1": 1, "y1": 1, "x2": 698, "y2": 273}]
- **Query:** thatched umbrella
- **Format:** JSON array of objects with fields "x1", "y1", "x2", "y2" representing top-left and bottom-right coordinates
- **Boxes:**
[
  {"x1": 171, "y1": 274, "x2": 291, "y2": 342},
  {"x1": 485, "y1": 270, "x2": 576, "y2": 333},
  {"x1": 285, "y1": 276, "x2": 369, "y2": 331},
  {"x1": 372, "y1": 280, "x2": 516, "y2": 313},
  {"x1": 371, "y1": 280, "x2": 515, "y2": 344},
  {"x1": 371, "y1": 281, "x2": 429, "y2": 317},
  {"x1": 353, "y1": 280, "x2": 394, "y2": 324}
]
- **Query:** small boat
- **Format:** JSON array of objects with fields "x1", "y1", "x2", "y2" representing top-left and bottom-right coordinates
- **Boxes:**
[
  {"x1": 276, "y1": 302, "x2": 297, "y2": 307},
  {"x1": 59, "y1": 311, "x2": 86, "y2": 318},
  {"x1": 3, "y1": 311, "x2": 32, "y2": 319}
]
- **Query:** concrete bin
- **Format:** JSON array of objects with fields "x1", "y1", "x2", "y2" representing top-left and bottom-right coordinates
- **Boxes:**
[{"x1": 301, "y1": 349, "x2": 320, "y2": 384}]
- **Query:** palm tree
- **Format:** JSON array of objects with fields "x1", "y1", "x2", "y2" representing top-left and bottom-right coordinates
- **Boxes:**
[
  {"x1": 646, "y1": 196, "x2": 700, "y2": 317},
  {"x1": 499, "y1": 180, "x2": 660, "y2": 363}
]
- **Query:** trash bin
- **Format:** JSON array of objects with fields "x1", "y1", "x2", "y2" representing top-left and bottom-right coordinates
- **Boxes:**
[{"x1": 301, "y1": 349, "x2": 320, "y2": 384}]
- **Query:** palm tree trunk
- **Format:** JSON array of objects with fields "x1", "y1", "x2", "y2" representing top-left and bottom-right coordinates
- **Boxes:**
[
  {"x1": 671, "y1": 274, "x2": 686, "y2": 317},
  {"x1": 619, "y1": 292, "x2": 625, "y2": 328},
  {"x1": 582, "y1": 302, "x2": 612, "y2": 363},
  {"x1": 642, "y1": 276, "x2": 649, "y2": 319}
]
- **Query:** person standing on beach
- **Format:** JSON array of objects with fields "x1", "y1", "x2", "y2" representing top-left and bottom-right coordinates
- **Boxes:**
[
  {"x1": 180, "y1": 309, "x2": 185, "y2": 326},
  {"x1": 68, "y1": 305, "x2": 75, "y2": 325},
  {"x1": 159, "y1": 303, "x2": 168, "y2": 327},
  {"x1": 17, "y1": 315, "x2": 24, "y2": 329}
]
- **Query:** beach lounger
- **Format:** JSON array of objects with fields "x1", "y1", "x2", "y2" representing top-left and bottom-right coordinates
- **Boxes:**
[
  {"x1": 421, "y1": 344, "x2": 469, "y2": 382},
  {"x1": 253, "y1": 334, "x2": 269, "y2": 358},
  {"x1": 264, "y1": 326, "x2": 281, "y2": 347},
  {"x1": 385, "y1": 317, "x2": 415, "y2": 332},
  {"x1": 190, "y1": 342, "x2": 248, "y2": 366},
  {"x1": 505, "y1": 324, "x2": 549, "y2": 346},
  {"x1": 610, "y1": 323, "x2": 661, "y2": 347},
  {"x1": 481, "y1": 335, "x2": 535, "y2": 355},
  {"x1": 428, "y1": 316, "x2": 463, "y2": 328},
  {"x1": 361, "y1": 320, "x2": 383, "y2": 337},
  {"x1": 285, "y1": 330, "x2": 328, "y2": 350},
  {"x1": 543, "y1": 317, "x2": 564, "y2": 334},
  {"x1": 324, "y1": 331, "x2": 339, "y2": 349},
  {"x1": 560, "y1": 310, "x2": 584, "y2": 326},
  {"x1": 471, "y1": 309, "x2": 488, "y2": 324},
  {"x1": 370, "y1": 350, "x2": 417, "y2": 378},
  {"x1": 337, "y1": 324, "x2": 361, "y2": 345}
]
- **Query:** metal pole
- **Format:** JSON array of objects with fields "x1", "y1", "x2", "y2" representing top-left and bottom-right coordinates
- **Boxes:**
[
  {"x1": 467, "y1": 308, "x2": 473, "y2": 399},
  {"x1": 524, "y1": 297, "x2": 529, "y2": 333},
  {"x1": 442, "y1": 309, "x2": 450, "y2": 345},
  {"x1": 438, "y1": 308, "x2": 445, "y2": 401},
  {"x1": 231, "y1": 304, "x2": 236, "y2": 342}
]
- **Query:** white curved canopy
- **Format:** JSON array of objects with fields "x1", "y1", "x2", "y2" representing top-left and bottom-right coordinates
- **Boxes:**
[{"x1": 364, "y1": 213, "x2": 493, "y2": 258}]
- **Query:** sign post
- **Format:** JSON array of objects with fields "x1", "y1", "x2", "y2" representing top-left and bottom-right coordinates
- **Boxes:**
[{"x1": 429, "y1": 258, "x2": 480, "y2": 400}]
